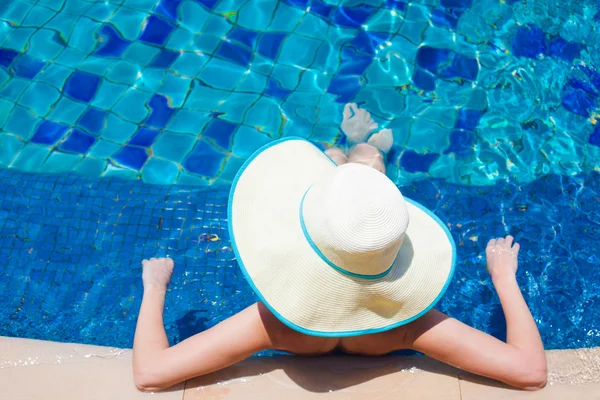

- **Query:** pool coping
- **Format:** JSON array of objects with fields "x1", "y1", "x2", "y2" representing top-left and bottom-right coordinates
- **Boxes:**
[{"x1": 1, "y1": 336, "x2": 599, "y2": 399}]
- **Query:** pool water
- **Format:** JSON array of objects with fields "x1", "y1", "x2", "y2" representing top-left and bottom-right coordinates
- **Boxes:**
[{"x1": 0, "y1": 0, "x2": 599, "y2": 350}]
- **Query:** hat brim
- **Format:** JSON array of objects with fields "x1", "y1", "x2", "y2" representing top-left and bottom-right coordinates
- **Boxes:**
[{"x1": 228, "y1": 138, "x2": 456, "y2": 337}]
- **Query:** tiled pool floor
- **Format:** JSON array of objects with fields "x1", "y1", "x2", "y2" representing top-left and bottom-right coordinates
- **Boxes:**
[
  {"x1": 2, "y1": 336, "x2": 600, "y2": 399},
  {"x1": 2, "y1": 0, "x2": 600, "y2": 186}
]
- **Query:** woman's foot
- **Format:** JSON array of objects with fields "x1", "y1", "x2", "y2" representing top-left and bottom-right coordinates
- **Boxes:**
[
  {"x1": 341, "y1": 103, "x2": 379, "y2": 144},
  {"x1": 348, "y1": 143, "x2": 386, "y2": 174},
  {"x1": 325, "y1": 147, "x2": 348, "y2": 165},
  {"x1": 142, "y1": 258, "x2": 174, "y2": 290}
]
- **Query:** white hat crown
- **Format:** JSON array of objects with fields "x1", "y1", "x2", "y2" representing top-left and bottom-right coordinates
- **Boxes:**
[{"x1": 301, "y1": 163, "x2": 410, "y2": 278}]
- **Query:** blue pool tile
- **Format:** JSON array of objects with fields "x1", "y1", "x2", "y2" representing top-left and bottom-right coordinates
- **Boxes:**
[
  {"x1": 22, "y1": 5, "x2": 56, "y2": 26},
  {"x1": 109, "y1": 7, "x2": 148, "y2": 41},
  {"x1": 348, "y1": 31, "x2": 375, "y2": 56},
  {"x1": 310, "y1": 0, "x2": 335, "y2": 19},
  {"x1": 416, "y1": 46, "x2": 452, "y2": 73},
  {"x1": 327, "y1": 75, "x2": 362, "y2": 103},
  {"x1": 3, "y1": 28, "x2": 36, "y2": 52},
  {"x1": 94, "y1": 24, "x2": 131, "y2": 58},
  {"x1": 106, "y1": 60, "x2": 139, "y2": 85},
  {"x1": 170, "y1": 52, "x2": 208, "y2": 76},
  {"x1": 42, "y1": 151, "x2": 83, "y2": 173},
  {"x1": 31, "y1": 120, "x2": 69, "y2": 145},
  {"x1": 296, "y1": 13, "x2": 329, "y2": 39},
  {"x1": 85, "y1": 2, "x2": 117, "y2": 22},
  {"x1": 47, "y1": 96, "x2": 87, "y2": 124},
  {"x1": 549, "y1": 36, "x2": 585, "y2": 63},
  {"x1": 54, "y1": 47, "x2": 87, "y2": 68},
  {"x1": 90, "y1": 80, "x2": 128, "y2": 109},
  {"x1": 203, "y1": 117, "x2": 237, "y2": 149},
  {"x1": 19, "y1": 82, "x2": 60, "y2": 116},
  {"x1": 0, "y1": 78, "x2": 29, "y2": 101},
  {"x1": 279, "y1": 34, "x2": 321, "y2": 68},
  {"x1": 183, "y1": 140, "x2": 225, "y2": 177},
  {"x1": 231, "y1": 125, "x2": 272, "y2": 158},
  {"x1": 400, "y1": 150, "x2": 440, "y2": 173},
  {"x1": 149, "y1": 49, "x2": 180, "y2": 68},
  {"x1": 445, "y1": 129, "x2": 474, "y2": 158},
  {"x1": 442, "y1": 52, "x2": 479, "y2": 81},
  {"x1": 0, "y1": 48, "x2": 19, "y2": 67},
  {"x1": 431, "y1": 7, "x2": 459, "y2": 29},
  {"x1": 270, "y1": 63, "x2": 301, "y2": 91},
  {"x1": 228, "y1": 27, "x2": 258, "y2": 48},
  {"x1": 128, "y1": 128, "x2": 160, "y2": 147},
  {"x1": 152, "y1": 131, "x2": 196, "y2": 162},
  {"x1": 265, "y1": 78, "x2": 292, "y2": 100},
  {"x1": 455, "y1": 109, "x2": 482, "y2": 131},
  {"x1": 385, "y1": 1, "x2": 408, "y2": 11},
  {"x1": 0, "y1": 69, "x2": 8, "y2": 87},
  {"x1": 123, "y1": 42, "x2": 160, "y2": 66},
  {"x1": 561, "y1": 79, "x2": 597, "y2": 117},
  {"x1": 2, "y1": 1, "x2": 33, "y2": 25},
  {"x1": 155, "y1": 0, "x2": 183, "y2": 20},
  {"x1": 112, "y1": 146, "x2": 149, "y2": 170},
  {"x1": 204, "y1": 14, "x2": 233, "y2": 37},
  {"x1": 0, "y1": 133, "x2": 24, "y2": 167},
  {"x1": 257, "y1": 32, "x2": 287, "y2": 60},
  {"x1": 167, "y1": 109, "x2": 211, "y2": 134},
  {"x1": 101, "y1": 113, "x2": 138, "y2": 144},
  {"x1": 70, "y1": 18, "x2": 104, "y2": 53},
  {"x1": 12, "y1": 54, "x2": 45, "y2": 79},
  {"x1": 511, "y1": 24, "x2": 547, "y2": 59},
  {"x1": 63, "y1": 71, "x2": 101, "y2": 103},
  {"x1": 113, "y1": 89, "x2": 151, "y2": 123},
  {"x1": 190, "y1": 34, "x2": 221, "y2": 54},
  {"x1": 237, "y1": 69, "x2": 268, "y2": 92},
  {"x1": 88, "y1": 139, "x2": 120, "y2": 158},
  {"x1": 239, "y1": 1, "x2": 280, "y2": 30},
  {"x1": 589, "y1": 126, "x2": 600, "y2": 147},
  {"x1": 339, "y1": 46, "x2": 372, "y2": 75},
  {"x1": 0, "y1": 98, "x2": 14, "y2": 127},
  {"x1": 30, "y1": 25, "x2": 62, "y2": 55},
  {"x1": 184, "y1": 83, "x2": 228, "y2": 110},
  {"x1": 59, "y1": 129, "x2": 96, "y2": 154},
  {"x1": 78, "y1": 108, "x2": 107, "y2": 135},
  {"x1": 157, "y1": 73, "x2": 191, "y2": 108},
  {"x1": 11, "y1": 144, "x2": 50, "y2": 171},
  {"x1": 34, "y1": 63, "x2": 70, "y2": 88},
  {"x1": 440, "y1": 0, "x2": 472, "y2": 8},
  {"x1": 179, "y1": 1, "x2": 211, "y2": 32},
  {"x1": 198, "y1": 58, "x2": 246, "y2": 90},
  {"x1": 244, "y1": 97, "x2": 282, "y2": 135},
  {"x1": 44, "y1": 13, "x2": 78, "y2": 39},
  {"x1": 3, "y1": 105, "x2": 41, "y2": 140},
  {"x1": 76, "y1": 157, "x2": 107, "y2": 176},
  {"x1": 219, "y1": 155, "x2": 245, "y2": 181},
  {"x1": 139, "y1": 15, "x2": 174, "y2": 46},
  {"x1": 332, "y1": 4, "x2": 377, "y2": 29},
  {"x1": 77, "y1": 56, "x2": 114, "y2": 76},
  {"x1": 141, "y1": 157, "x2": 180, "y2": 184},
  {"x1": 198, "y1": 0, "x2": 219, "y2": 10},
  {"x1": 215, "y1": 41, "x2": 252, "y2": 67},
  {"x1": 145, "y1": 94, "x2": 176, "y2": 128}
]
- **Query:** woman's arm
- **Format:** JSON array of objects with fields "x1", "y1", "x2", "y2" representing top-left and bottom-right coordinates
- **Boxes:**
[
  {"x1": 132, "y1": 258, "x2": 274, "y2": 392},
  {"x1": 403, "y1": 236, "x2": 547, "y2": 390}
]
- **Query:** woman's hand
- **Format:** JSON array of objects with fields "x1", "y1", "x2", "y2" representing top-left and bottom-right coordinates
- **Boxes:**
[
  {"x1": 142, "y1": 258, "x2": 174, "y2": 289},
  {"x1": 486, "y1": 236, "x2": 520, "y2": 281}
]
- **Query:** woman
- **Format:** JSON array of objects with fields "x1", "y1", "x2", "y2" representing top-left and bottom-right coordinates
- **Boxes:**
[{"x1": 132, "y1": 138, "x2": 547, "y2": 392}]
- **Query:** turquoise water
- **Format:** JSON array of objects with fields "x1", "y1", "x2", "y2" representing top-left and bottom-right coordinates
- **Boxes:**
[
  {"x1": 1, "y1": 0, "x2": 600, "y2": 351},
  {"x1": 1, "y1": 0, "x2": 600, "y2": 185}
]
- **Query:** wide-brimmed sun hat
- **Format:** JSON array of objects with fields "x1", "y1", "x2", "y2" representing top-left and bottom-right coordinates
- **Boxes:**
[{"x1": 228, "y1": 138, "x2": 456, "y2": 337}]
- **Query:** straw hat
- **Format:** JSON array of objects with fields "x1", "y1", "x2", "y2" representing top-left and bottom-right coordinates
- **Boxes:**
[{"x1": 228, "y1": 138, "x2": 456, "y2": 337}]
